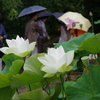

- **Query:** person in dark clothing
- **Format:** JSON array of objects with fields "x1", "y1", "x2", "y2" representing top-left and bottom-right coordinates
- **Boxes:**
[
  {"x1": 0, "y1": 13, "x2": 7, "y2": 47},
  {"x1": 37, "y1": 17, "x2": 50, "y2": 53},
  {"x1": 25, "y1": 12, "x2": 43, "y2": 56},
  {"x1": 0, "y1": 13, "x2": 8, "y2": 71}
]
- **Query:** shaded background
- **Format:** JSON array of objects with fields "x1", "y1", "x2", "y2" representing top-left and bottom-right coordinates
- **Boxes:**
[{"x1": 0, "y1": 0, "x2": 100, "y2": 39}]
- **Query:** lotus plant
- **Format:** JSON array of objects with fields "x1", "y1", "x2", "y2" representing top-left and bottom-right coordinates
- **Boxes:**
[
  {"x1": 89, "y1": 11, "x2": 94, "y2": 32},
  {"x1": 38, "y1": 46, "x2": 74, "y2": 78},
  {"x1": 0, "y1": 35, "x2": 36, "y2": 57}
]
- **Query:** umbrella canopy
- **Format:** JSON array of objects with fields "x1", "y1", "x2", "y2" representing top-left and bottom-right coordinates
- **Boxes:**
[
  {"x1": 53, "y1": 12, "x2": 64, "y2": 19},
  {"x1": 58, "y1": 11, "x2": 91, "y2": 31},
  {"x1": 53, "y1": 12, "x2": 64, "y2": 23},
  {"x1": 18, "y1": 5, "x2": 46, "y2": 18},
  {"x1": 38, "y1": 10, "x2": 52, "y2": 17}
]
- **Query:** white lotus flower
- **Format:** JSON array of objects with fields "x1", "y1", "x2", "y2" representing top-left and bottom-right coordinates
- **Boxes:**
[
  {"x1": 0, "y1": 35, "x2": 36, "y2": 57},
  {"x1": 38, "y1": 46, "x2": 74, "y2": 78}
]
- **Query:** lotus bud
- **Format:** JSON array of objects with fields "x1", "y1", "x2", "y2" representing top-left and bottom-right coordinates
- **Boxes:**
[
  {"x1": 81, "y1": 56, "x2": 89, "y2": 67},
  {"x1": 89, "y1": 11, "x2": 93, "y2": 16},
  {"x1": 80, "y1": 24, "x2": 83, "y2": 28}
]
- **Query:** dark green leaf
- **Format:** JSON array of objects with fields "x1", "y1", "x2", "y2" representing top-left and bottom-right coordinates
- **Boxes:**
[
  {"x1": 0, "y1": 54, "x2": 24, "y2": 88},
  {"x1": 0, "y1": 53, "x2": 23, "y2": 74},
  {"x1": 54, "y1": 33, "x2": 94, "y2": 52},
  {"x1": 50, "y1": 82, "x2": 61, "y2": 100},
  {"x1": 0, "y1": 59, "x2": 24, "y2": 88},
  {"x1": 0, "y1": 86, "x2": 15, "y2": 100},
  {"x1": 18, "y1": 90, "x2": 50, "y2": 100},
  {"x1": 79, "y1": 33, "x2": 100, "y2": 54},
  {"x1": 66, "y1": 65, "x2": 100, "y2": 100},
  {"x1": 94, "y1": 20, "x2": 100, "y2": 24},
  {"x1": 11, "y1": 53, "x2": 46, "y2": 88}
]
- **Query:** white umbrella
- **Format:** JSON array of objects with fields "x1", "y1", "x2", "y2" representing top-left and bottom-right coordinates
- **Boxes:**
[{"x1": 58, "y1": 11, "x2": 91, "y2": 31}]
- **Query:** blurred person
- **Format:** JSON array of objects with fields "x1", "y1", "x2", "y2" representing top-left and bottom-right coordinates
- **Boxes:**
[
  {"x1": 0, "y1": 13, "x2": 8, "y2": 71},
  {"x1": 37, "y1": 17, "x2": 50, "y2": 53},
  {"x1": 24, "y1": 12, "x2": 43, "y2": 57},
  {"x1": 58, "y1": 24, "x2": 71, "y2": 43},
  {"x1": 53, "y1": 12, "x2": 71, "y2": 43},
  {"x1": 70, "y1": 29, "x2": 86, "y2": 37}
]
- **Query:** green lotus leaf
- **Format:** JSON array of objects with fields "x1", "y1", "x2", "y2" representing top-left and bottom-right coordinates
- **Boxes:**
[
  {"x1": 0, "y1": 53, "x2": 23, "y2": 74},
  {"x1": 66, "y1": 65, "x2": 100, "y2": 100},
  {"x1": 54, "y1": 33, "x2": 94, "y2": 52},
  {"x1": 18, "y1": 89, "x2": 50, "y2": 100},
  {"x1": 0, "y1": 54, "x2": 24, "y2": 88},
  {"x1": 50, "y1": 82, "x2": 61, "y2": 100},
  {"x1": 94, "y1": 20, "x2": 100, "y2": 24},
  {"x1": 0, "y1": 86, "x2": 15, "y2": 100},
  {"x1": 11, "y1": 53, "x2": 60, "y2": 89},
  {"x1": 59, "y1": 81, "x2": 75, "y2": 98},
  {"x1": 11, "y1": 53, "x2": 46, "y2": 88},
  {"x1": 79, "y1": 33, "x2": 100, "y2": 54}
]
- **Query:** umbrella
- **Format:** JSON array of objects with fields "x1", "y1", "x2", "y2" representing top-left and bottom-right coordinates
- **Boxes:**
[
  {"x1": 38, "y1": 10, "x2": 52, "y2": 17},
  {"x1": 18, "y1": 5, "x2": 46, "y2": 18},
  {"x1": 53, "y1": 12, "x2": 64, "y2": 19},
  {"x1": 53, "y1": 12, "x2": 64, "y2": 23},
  {"x1": 58, "y1": 11, "x2": 91, "y2": 31}
]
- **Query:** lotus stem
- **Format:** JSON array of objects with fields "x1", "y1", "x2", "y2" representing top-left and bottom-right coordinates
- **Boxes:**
[
  {"x1": 91, "y1": 16, "x2": 94, "y2": 33},
  {"x1": 94, "y1": 54, "x2": 99, "y2": 65},
  {"x1": 16, "y1": 88, "x2": 19, "y2": 94},
  {"x1": 90, "y1": 12, "x2": 94, "y2": 33},
  {"x1": 29, "y1": 84, "x2": 31, "y2": 91},
  {"x1": 60, "y1": 74, "x2": 66, "y2": 100},
  {"x1": 45, "y1": 79, "x2": 51, "y2": 95}
]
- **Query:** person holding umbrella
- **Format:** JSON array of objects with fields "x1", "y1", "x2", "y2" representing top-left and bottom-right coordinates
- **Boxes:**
[
  {"x1": 37, "y1": 10, "x2": 52, "y2": 53},
  {"x1": 18, "y1": 5, "x2": 46, "y2": 56},
  {"x1": 58, "y1": 11, "x2": 91, "y2": 37},
  {"x1": 24, "y1": 12, "x2": 44, "y2": 55},
  {"x1": 37, "y1": 16, "x2": 51, "y2": 53},
  {"x1": 18, "y1": 5, "x2": 46, "y2": 57},
  {"x1": 53, "y1": 12, "x2": 71, "y2": 43}
]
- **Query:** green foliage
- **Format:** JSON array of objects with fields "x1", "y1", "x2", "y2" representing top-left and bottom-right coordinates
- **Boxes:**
[
  {"x1": 50, "y1": 82, "x2": 61, "y2": 100},
  {"x1": 0, "y1": 53, "x2": 23, "y2": 99},
  {"x1": 0, "y1": 32, "x2": 100, "y2": 100},
  {"x1": 18, "y1": 90, "x2": 50, "y2": 100},
  {"x1": 79, "y1": 33, "x2": 100, "y2": 54},
  {"x1": 0, "y1": 54, "x2": 24, "y2": 88},
  {"x1": 11, "y1": 53, "x2": 60, "y2": 89},
  {"x1": 1, "y1": 0, "x2": 23, "y2": 20},
  {"x1": 66, "y1": 65, "x2": 100, "y2": 100},
  {"x1": 1, "y1": 53, "x2": 23, "y2": 74},
  {"x1": 94, "y1": 20, "x2": 100, "y2": 24},
  {"x1": 0, "y1": 86, "x2": 15, "y2": 100},
  {"x1": 54, "y1": 33, "x2": 94, "y2": 52},
  {"x1": 11, "y1": 53, "x2": 46, "y2": 88}
]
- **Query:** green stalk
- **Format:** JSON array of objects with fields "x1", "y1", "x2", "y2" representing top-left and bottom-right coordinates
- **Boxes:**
[
  {"x1": 45, "y1": 79, "x2": 51, "y2": 95},
  {"x1": 90, "y1": 16, "x2": 94, "y2": 33},
  {"x1": 29, "y1": 84, "x2": 31, "y2": 91},
  {"x1": 16, "y1": 88, "x2": 19, "y2": 94},
  {"x1": 94, "y1": 54, "x2": 99, "y2": 65},
  {"x1": 60, "y1": 75, "x2": 66, "y2": 100}
]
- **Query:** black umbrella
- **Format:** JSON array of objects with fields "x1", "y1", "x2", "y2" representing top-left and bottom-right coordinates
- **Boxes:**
[
  {"x1": 38, "y1": 10, "x2": 52, "y2": 18},
  {"x1": 18, "y1": 5, "x2": 46, "y2": 18},
  {"x1": 53, "y1": 12, "x2": 63, "y2": 19},
  {"x1": 53, "y1": 12, "x2": 64, "y2": 23}
]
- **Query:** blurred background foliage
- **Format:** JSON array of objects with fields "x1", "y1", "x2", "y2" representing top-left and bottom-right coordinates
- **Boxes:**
[{"x1": 0, "y1": 0, "x2": 100, "y2": 39}]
